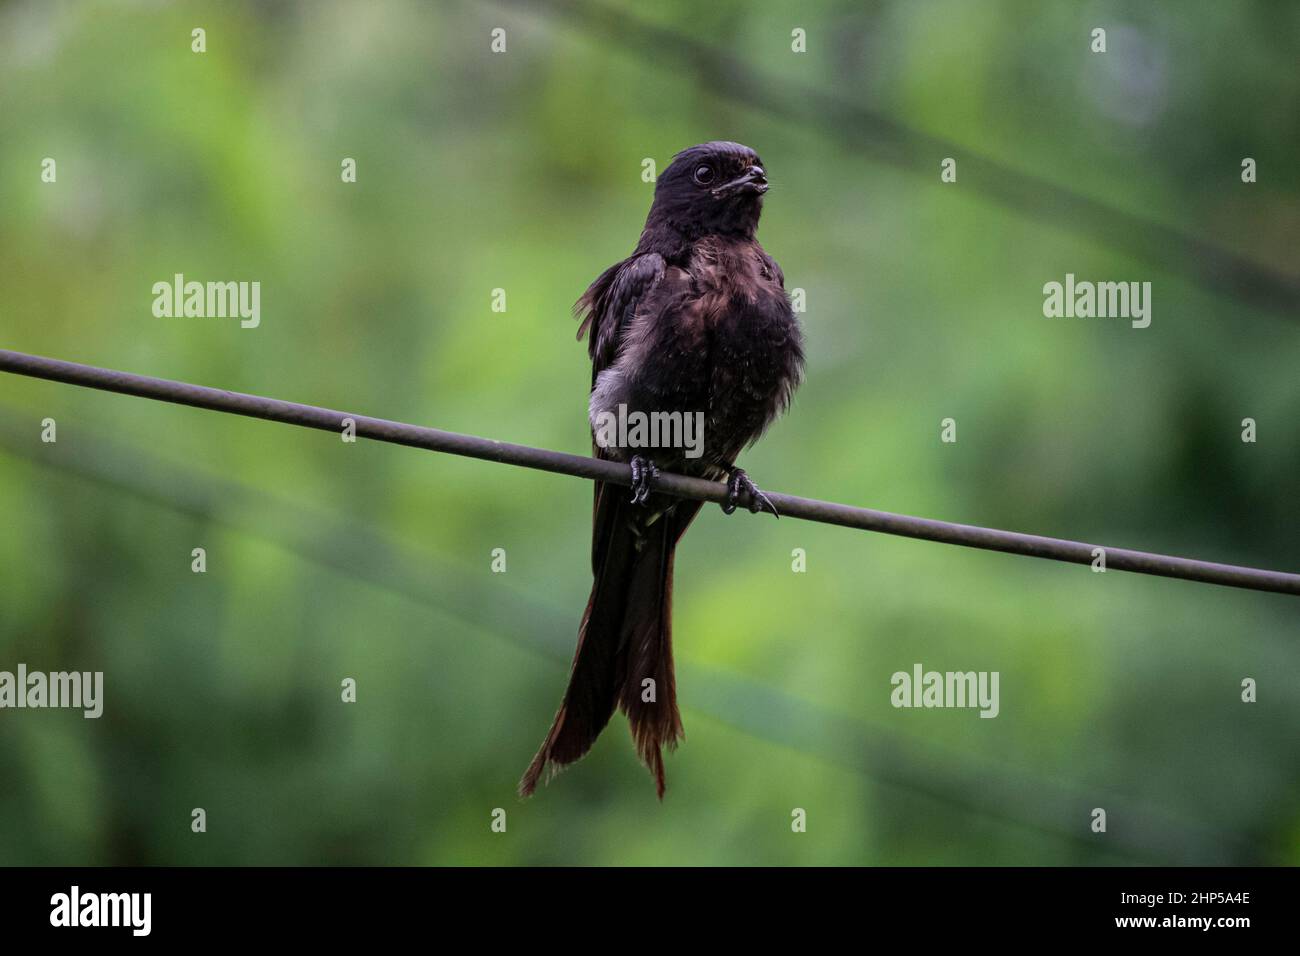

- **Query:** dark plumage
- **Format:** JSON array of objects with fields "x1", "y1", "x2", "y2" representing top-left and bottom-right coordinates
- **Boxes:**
[{"x1": 520, "y1": 142, "x2": 804, "y2": 798}]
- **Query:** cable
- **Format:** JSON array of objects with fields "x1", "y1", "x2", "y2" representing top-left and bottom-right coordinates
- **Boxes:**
[{"x1": 2, "y1": 348, "x2": 1296, "y2": 595}]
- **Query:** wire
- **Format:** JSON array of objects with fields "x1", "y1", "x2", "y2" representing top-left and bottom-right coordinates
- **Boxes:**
[{"x1": 2, "y1": 348, "x2": 1297, "y2": 596}]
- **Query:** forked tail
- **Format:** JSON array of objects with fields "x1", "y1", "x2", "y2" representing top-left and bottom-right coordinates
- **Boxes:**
[{"x1": 519, "y1": 493, "x2": 695, "y2": 797}]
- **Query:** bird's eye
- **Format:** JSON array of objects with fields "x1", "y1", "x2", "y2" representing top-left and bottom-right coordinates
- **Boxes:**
[{"x1": 693, "y1": 164, "x2": 715, "y2": 185}]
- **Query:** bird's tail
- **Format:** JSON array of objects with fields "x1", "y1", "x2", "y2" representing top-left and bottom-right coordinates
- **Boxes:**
[{"x1": 519, "y1": 493, "x2": 694, "y2": 798}]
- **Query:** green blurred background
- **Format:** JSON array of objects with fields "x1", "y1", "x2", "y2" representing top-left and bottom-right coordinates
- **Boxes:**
[{"x1": 1, "y1": 0, "x2": 1297, "y2": 865}]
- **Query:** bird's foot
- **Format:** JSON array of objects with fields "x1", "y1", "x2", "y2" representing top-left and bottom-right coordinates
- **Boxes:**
[
  {"x1": 628, "y1": 455, "x2": 660, "y2": 506},
  {"x1": 722, "y1": 467, "x2": 779, "y2": 518}
]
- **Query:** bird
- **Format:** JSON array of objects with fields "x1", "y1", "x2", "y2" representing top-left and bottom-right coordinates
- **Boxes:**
[{"x1": 519, "y1": 141, "x2": 805, "y2": 798}]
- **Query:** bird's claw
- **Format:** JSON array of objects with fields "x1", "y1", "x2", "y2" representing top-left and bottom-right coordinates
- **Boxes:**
[
  {"x1": 629, "y1": 455, "x2": 659, "y2": 506},
  {"x1": 722, "y1": 468, "x2": 779, "y2": 518}
]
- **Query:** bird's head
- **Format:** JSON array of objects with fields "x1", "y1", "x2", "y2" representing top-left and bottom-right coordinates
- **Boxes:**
[{"x1": 647, "y1": 141, "x2": 769, "y2": 241}]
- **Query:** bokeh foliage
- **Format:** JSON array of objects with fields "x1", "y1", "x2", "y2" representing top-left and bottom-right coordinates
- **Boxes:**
[{"x1": 0, "y1": 0, "x2": 1296, "y2": 865}]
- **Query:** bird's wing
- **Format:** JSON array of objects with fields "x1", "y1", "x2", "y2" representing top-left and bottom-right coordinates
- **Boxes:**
[
  {"x1": 574, "y1": 252, "x2": 668, "y2": 575},
  {"x1": 575, "y1": 252, "x2": 666, "y2": 379}
]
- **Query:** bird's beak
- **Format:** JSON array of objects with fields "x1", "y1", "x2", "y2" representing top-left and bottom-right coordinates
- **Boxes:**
[{"x1": 713, "y1": 165, "x2": 768, "y2": 197}]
